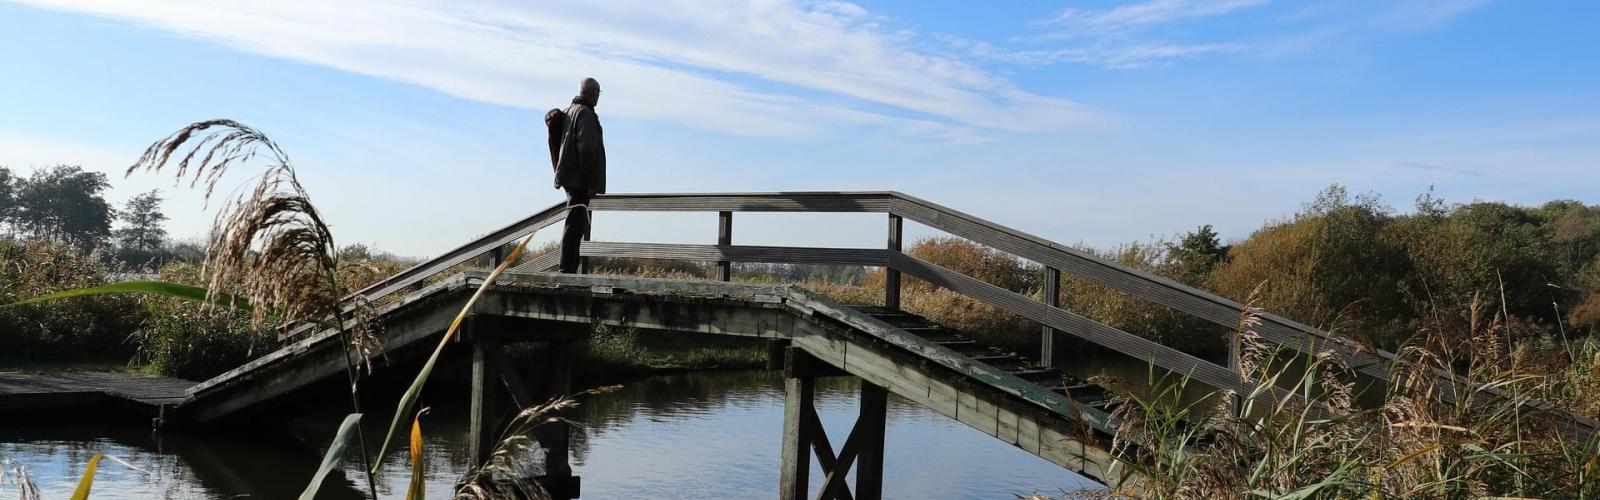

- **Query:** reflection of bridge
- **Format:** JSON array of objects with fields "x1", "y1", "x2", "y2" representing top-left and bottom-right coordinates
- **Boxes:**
[{"x1": 160, "y1": 192, "x2": 1594, "y2": 499}]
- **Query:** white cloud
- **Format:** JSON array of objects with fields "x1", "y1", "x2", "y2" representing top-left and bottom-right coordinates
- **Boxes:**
[
  {"x1": 979, "y1": 0, "x2": 1494, "y2": 69},
  {"x1": 998, "y1": 42, "x2": 1248, "y2": 69},
  {"x1": 7, "y1": 0, "x2": 1108, "y2": 141},
  {"x1": 1038, "y1": 0, "x2": 1270, "y2": 38}
]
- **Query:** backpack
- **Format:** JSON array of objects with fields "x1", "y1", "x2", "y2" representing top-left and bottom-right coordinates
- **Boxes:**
[{"x1": 544, "y1": 108, "x2": 567, "y2": 172}]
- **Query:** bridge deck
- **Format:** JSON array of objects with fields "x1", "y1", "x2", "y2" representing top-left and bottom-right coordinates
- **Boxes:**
[{"x1": 174, "y1": 270, "x2": 1127, "y2": 484}]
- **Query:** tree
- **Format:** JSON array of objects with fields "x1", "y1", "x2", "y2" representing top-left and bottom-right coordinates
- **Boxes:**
[
  {"x1": 14, "y1": 165, "x2": 113, "y2": 247},
  {"x1": 114, "y1": 189, "x2": 168, "y2": 253},
  {"x1": 1169, "y1": 224, "x2": 1227, "y2": 285},
  {"x1": 0, "y1": 166, "x2": 17, "y2": 233}
]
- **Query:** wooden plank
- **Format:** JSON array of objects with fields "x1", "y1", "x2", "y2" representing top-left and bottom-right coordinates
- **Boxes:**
[
  {"x1": 889, "y1": 252, "x2": 1271, "y2": 403},
  {"x1": 780, "y1": 375, "x2": 814, "y2": 500},
  {"x1": 579, "y1": 241, "x2": 887, "y2": 267},
  {"x1": 510, "y1": 250, "x2": 560, "y2": 274},
  {"x1": 591, "y1": 192, "x2": 895, "y2": 213}
]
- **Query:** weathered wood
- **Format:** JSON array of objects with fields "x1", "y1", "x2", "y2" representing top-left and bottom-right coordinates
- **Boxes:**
[
  {"x1": 278, "y1": 202, "x2": 569, "y2": 340},
  {"x1": 510, "y1": 249, "x2": 560, "y2": 274},
  {"x1": 890, "y1": 252, "x2": 1261, "y2": 400},
  {"x1": 717, "y1": 210, "x2": 732, "y2": 281},
  {"x1": 590, "y1": 192, "x2": 895, "y2": 213},
  {"x1": 787, "y1": 321, "x2": 1122, "y2": 485},
  {"x1": 579, "y1": 241, "x2": 887, "y2": 267},
  {"x1": 469, "y1": 336, "x2": 500, "y2": 466},
  {"x1": 186, "y1": 278, "x2": 474, "y2": 420},
  {"x1": 885, "y1": 214, "x2": 902, "y2": 310},
  {"x1": 767, "y1": 339, "x2": 792, "y2": 370},
  {"x1": 786, "y1": 346, "x2": 849, "y2": 379},
  {"x1": 889, "y1": 193, "x2": 1401, "y2": 391},
  {"x1": 182, "y1": 270, "x2": 1133, "y2": 486},
  {"x1": 780, "y1": 374, "x2": 814, "y2": 500},
  {"x1": 814, "y1": 405, "x2": 864, "y2": 500},
  {"x1": 855, "y1": 382, "x2": 888, "y2": 500},
  {"x1": 1042, "y1": 266, "x2": 1060, "y2": 368}
]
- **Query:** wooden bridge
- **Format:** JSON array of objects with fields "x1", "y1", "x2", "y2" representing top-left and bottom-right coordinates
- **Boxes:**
[{"x1": 10, "y1": 191, "x2": 1595, "y2": 499}]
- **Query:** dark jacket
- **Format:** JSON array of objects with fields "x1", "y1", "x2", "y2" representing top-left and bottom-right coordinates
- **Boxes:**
[{"x1": 555, "y1": 96, "x2": 606, "y2": 194}]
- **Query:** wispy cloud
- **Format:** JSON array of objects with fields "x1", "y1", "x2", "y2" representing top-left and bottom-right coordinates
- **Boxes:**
[
  {"x1": 968, "y1": 0, "x2": 1495, "y2": 69},
  {"x1": 1035, "y1": 0, "x2": 1269, "y2": 39},
  {"x1": 994, "y1": 42, "x2": 1248, "y2": 69},
  {"x1": 8, "y1": 0, "x2": 1108, "y2": 141}
]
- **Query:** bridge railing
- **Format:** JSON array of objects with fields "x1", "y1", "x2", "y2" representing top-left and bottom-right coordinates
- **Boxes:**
[{"x1": 301, "y1": 191, "x2": 1593, "y2": 437}]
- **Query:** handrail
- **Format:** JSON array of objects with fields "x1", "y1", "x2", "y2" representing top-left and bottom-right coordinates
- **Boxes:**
[{"x1": 284, "y1": 191, "x2": 1592, "y2": 437}]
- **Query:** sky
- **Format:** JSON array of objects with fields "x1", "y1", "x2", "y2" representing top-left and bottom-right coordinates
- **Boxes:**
[{"x1": 1, "y1": 0, "x2": 1597, "y2": 258}]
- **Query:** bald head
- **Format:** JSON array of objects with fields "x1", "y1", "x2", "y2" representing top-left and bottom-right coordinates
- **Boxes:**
[{"x1": 580, "y1": 77, "x2": 600, "y2": 106}]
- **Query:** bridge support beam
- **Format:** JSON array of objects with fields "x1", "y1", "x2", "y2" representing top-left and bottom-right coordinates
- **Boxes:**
[
  {"x1": 779, "y1": 347, "x2": 888, "y2": 500},
  {"x1": 465, "y1": 318, "x2": 581, "y2": 499}
]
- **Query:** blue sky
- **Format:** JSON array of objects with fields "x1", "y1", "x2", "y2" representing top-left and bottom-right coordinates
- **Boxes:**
[{"x1": 1, "y1": 0, "x2": 1597, "y2": 257}]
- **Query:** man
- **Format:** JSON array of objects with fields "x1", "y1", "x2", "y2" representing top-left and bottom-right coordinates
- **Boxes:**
[{"x1": 553, "y1": 77, "x2": 606, "y2": 273}]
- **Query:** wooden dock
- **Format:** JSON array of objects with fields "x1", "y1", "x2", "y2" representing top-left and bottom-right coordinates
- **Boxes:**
[{"x1": 0, "y1": 371, "x2": 194, "y2": 415}]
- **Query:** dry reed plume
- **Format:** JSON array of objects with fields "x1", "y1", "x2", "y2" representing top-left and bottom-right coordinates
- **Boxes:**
[
  {"x1": 455, "y1": 385, "x2": 622, "y2": 500},
  {"x1": 127, "y1": 119, "x2": 381, "y2": 497}
]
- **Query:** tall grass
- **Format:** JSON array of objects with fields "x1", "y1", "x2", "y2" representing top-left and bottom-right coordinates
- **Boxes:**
[
  {"x1": 0, "y1": 239, "x2": 143, "y2": 362},
  {"x1": 1086, "y1": 291, "x2": 1600, "y2": 498}
]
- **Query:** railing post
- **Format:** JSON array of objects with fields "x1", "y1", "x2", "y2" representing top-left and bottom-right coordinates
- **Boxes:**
[
  {"x1": 885, "y1": 214, "x2": 902, "y2": 310},
  {"x1": 579, "y1": 207, "x2": 592, "y2": 275},
  {"x1": 1228, "y1": 321, "x2": 1242, "y2": 417},
  {"x1": 717, "y1": 210, "x2": 732, "y2": 281},
  {"x1": 1041, "y1": 266, "x2": 1060, "y2": 368}
]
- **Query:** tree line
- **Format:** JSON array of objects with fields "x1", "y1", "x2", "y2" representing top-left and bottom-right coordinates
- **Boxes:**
[{"x1": 0, "y1": 164, "x2": 188, "y2": 267}]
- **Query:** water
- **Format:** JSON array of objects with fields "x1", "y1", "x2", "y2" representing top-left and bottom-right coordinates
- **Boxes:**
[{"x1": 1, "y1": 371, "x2": 1100, "y2": 499}]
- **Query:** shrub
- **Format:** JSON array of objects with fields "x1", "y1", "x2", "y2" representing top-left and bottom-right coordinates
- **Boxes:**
[
  {"x1": 0, "y1": 238, "x2": 142, "y2": 362},
  {"x1": 127, "y1": 261, "x2": 260, "y2": 379}
]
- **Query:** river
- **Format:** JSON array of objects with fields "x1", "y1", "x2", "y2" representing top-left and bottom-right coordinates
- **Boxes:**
[{"x1": 0, "y1": 370, "x2": 1103, "y2": 499}]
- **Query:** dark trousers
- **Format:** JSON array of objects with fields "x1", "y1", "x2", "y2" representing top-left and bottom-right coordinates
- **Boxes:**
[{"x1": 559, "y1": 190, "x2": 591, "y2": 273}]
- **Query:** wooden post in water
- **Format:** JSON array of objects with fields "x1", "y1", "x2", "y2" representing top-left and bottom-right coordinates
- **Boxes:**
[
  {"x1": 717, "y1": 210, "x2": 733, "y2": 281},
  {"x1": 885, "y1": 214, "x2": 903, "y2": 310},
  {"x1": 855, "y1": 382, "x2": 888, "y2": 500},
  {"x1": 780, "y1": 350, "x2": 815, "y2": 500},
  {"x1": 468, "y1": 333, "x2": 501, "y2": 467},
  {"x1": 530, "y1": 340, "x2": 579, "y2": 500},
  {"x1": 1041, "y1": 266, "x2": 1060, "y2": 368}
]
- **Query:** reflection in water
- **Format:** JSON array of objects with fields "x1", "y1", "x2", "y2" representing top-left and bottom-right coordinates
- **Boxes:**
[{"x1": 2, "y1": 371, "x2": 1099, "y2": 499}]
